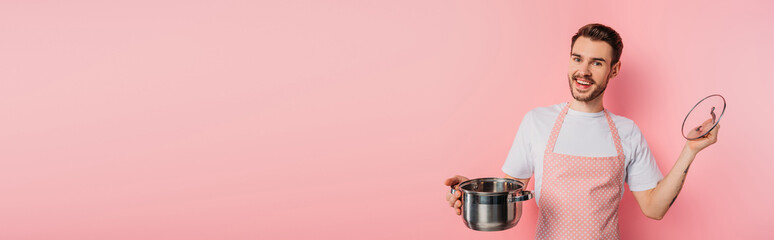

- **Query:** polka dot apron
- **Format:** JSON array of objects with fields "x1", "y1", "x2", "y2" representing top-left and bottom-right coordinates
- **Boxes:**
[{"x1": 535, "y1": 103, "x2": 625, "y2": 240}]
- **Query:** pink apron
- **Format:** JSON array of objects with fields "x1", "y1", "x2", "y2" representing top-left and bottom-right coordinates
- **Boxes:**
[{"x1": 535, "y1": 103, "x2": 626, "y2": 240}]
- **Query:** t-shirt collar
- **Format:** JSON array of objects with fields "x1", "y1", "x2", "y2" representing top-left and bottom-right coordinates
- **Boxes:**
[{"x1": 566, "y1": 104, "x2": 605, "y2": 118}]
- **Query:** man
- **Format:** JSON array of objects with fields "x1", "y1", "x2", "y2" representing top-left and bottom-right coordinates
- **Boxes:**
[{"x1": 444, "y1": 23, "x2": 719, "y2": 239}]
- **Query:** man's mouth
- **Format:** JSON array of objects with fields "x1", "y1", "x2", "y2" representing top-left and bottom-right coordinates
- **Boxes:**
[{"x1": 574, "y1": 77, "x2": 594, "y2": 90}]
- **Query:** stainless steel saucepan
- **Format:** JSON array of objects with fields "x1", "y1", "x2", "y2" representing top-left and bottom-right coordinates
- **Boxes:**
[{"x1": 450, "y1": 178, "x2": 533, "y2": 231}]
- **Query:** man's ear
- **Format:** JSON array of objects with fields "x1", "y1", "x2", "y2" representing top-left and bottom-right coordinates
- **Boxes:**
[{"x1": 610, "y1": 61, "x2": 621, "y2": 78}]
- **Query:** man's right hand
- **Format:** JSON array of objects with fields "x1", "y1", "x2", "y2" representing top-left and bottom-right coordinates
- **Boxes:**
[{"x1": 444, "y1": 175, "x2": 469, "y2": 215}]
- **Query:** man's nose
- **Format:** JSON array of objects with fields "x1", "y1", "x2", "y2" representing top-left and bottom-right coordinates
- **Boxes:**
[{"x1": 577, "y1": 63, "x2": 591, "y2": 77}]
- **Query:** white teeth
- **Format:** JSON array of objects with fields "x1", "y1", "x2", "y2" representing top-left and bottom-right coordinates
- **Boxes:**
[{"x1": 577, "y1": 79, "x2": 591, "y2": 85}]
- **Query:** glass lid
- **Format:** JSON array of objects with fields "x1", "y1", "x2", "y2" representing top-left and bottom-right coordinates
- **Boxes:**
[{"x1": 682, "y1": 94, "x2": 726, "y2": 140}]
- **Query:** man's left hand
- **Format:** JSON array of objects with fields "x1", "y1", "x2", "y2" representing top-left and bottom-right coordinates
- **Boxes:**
[{"x1": 687, "y1": 119, "x2": 720, "y2": 154}]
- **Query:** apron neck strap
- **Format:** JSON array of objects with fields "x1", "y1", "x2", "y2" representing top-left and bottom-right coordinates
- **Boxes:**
[{"x1": 545, "y1": 102, "x2": 625, "y2": 157}]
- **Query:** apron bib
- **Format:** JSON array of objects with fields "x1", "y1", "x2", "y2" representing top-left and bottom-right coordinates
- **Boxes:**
[{"x1": 535, "y1": 103, "x2": 626, "y2": 240}]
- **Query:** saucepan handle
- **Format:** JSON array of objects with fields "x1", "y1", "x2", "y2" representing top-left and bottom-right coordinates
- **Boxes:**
[{"x1": 509, "y1": 190, "x2": 533, "y2": 202}]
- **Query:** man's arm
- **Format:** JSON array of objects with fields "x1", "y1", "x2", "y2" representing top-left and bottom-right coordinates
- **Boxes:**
[{"x1": 632, "y1": 123, "x2": 719, "y2": 220}]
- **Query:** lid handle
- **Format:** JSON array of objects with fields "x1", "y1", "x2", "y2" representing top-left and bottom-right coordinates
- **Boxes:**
[{"x1": 711, "y1": 106, "x2": 716, "y2": 124}]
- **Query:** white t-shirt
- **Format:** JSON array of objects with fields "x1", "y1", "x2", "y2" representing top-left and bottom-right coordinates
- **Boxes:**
[{"x1": 501, "y1": 103, "x2": 663, "y2": 204}]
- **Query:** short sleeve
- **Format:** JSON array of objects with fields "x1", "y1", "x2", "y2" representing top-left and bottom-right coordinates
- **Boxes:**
[
  {"x1": 502, "y1": 111, "x2": 535, "y2": 178},
  {"x1": 626, "y1": 124, "x2": 664, "y2": 191}
]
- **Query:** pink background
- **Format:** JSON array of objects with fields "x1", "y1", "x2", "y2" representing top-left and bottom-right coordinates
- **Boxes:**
[{"x1": 1, "y1": 0, "x2": 772, "y2": 239}]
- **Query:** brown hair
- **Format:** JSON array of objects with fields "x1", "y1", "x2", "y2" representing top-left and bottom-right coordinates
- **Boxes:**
[{"x1": 571, "y1": 23, "x2": 624, "y2": 65}]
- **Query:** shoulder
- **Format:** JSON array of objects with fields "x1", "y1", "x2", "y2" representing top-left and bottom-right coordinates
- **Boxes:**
[
  {"x1": 516, "y1": 103, "x2": 564, "y2": 133},
  {"x1": 526, "y1": 102, "x2": 565, "y2": 120},
  {"x1": 606, "y1": 111, "x2": 643, "y2": 140}
]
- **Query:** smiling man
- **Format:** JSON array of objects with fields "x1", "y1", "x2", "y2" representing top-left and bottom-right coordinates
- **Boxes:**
[{"x1": 444, "y1": 23, "x2": 719, "y2": 239}]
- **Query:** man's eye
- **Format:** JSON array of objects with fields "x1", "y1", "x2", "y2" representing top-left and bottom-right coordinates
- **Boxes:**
[
  {"x1": 573, "y1": 58, "x2": 581, "y2": 62},
  {"x1": 593, "y1": 62, "x2": 603, "y2": 66}
]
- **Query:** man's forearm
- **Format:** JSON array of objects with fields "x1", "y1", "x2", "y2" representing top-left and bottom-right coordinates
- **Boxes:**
[{"x1": 645, "y1": 143, "x2": 698, "y2": 219}]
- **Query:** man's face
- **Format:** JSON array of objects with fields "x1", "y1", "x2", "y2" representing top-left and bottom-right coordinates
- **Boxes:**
[{"x1": 567, "y1": 36, "x2": 620, "y2": 102}]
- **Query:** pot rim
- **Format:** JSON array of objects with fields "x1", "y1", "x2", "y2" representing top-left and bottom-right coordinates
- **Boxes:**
[{"x1": 457, "y1": 177, "x2": 526, "y2": 196}]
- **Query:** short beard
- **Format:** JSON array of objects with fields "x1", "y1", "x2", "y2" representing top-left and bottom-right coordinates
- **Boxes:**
[{"x1": 568, "y1": 74, "x2": 609, "y2": 102}]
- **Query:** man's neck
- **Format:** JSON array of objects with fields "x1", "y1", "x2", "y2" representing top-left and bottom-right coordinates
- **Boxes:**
[{"x1": 569, "y1": 97, "x2": 605, "y2": 113}]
